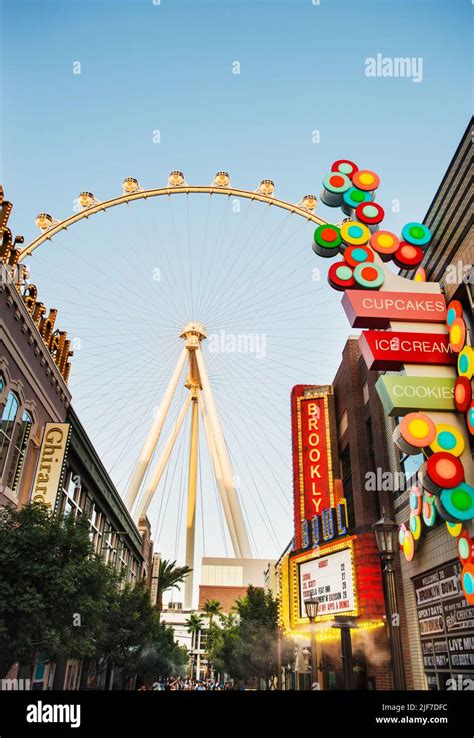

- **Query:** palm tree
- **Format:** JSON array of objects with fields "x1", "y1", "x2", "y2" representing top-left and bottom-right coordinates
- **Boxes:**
[
  {"x1": 203, "y1": 599, "x2": 222, "y2": 630},
  {"x1": 156, "y1": 559, "x2": 192, "y2": 617},
  {"x1": 185, "y1": 614, "x2": 204, "y2": 651}
]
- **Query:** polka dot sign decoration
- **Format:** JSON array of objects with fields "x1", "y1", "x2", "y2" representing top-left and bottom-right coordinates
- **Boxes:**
[
  {"x1": 445, "y1": 300, "x2": 474, "y2": 436},
  {"x1": 316, "y1": 160, "x2": 432, "y2": 294}
]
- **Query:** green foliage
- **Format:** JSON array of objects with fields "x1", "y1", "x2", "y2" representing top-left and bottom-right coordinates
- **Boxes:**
[
  {"x1": 209, "y1": 586, "x2": 294, "y2": 686},
  {"x1": 0, "y1": 503, "x2": 184, "y2": 683},
  {"x1": 156, "y1": 559, "x2": 192, "y2": 615},
  {"x1": 136, "y1": 623, "x2": 188, "y2": 683}
]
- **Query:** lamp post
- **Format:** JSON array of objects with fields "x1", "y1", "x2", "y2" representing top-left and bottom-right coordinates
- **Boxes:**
[
  {"x1": 372, "y1": 513, "x2": 406, "y2": 690},
  {"x1": 304, "y1": 598, "x2": 319, "y2": 689}
]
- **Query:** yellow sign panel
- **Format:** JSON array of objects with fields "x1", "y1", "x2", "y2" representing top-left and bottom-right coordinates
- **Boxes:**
[{"x1": 30, "y1": 423, "x2": 71, "y2": 507}]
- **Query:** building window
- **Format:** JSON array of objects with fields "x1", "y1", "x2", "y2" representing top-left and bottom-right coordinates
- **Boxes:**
[
  {"x1": 362, "y1": 382, "x2": 369, "y2": 405},
  {"x1": 60, "y1": 470, "x2": 84, "y2": 518},
  {"x1": 6, "y1": 410, "x2": 32, "y2": 491},
  {"x1": 0, "y1": 391, "x2": 20, "y2": 479}
]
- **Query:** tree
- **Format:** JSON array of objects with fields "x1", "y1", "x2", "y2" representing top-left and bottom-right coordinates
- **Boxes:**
[
  {"x1": 209, "y1": 586, "x2": 294, "y2": 688},
  {"x1": 0, "y1": 502, "x2": 118, "y2": 677},
  {"x1": 156, "y1": 559, "x2": 192, "y2": 616},
  {"x1": 136, "y1": 623, "x2": 188, "y2": 685},
  {"x1": 185, "y1": 613, "x2": 204, "y2": 651},
  {"x1": 202, "y1": 598, "x2": 222, "y2": 630}
]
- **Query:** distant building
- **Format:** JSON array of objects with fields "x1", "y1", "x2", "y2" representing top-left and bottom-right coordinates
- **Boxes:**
[{"x1": 199, "y1": 556, "x2": 274, "y2": 612}]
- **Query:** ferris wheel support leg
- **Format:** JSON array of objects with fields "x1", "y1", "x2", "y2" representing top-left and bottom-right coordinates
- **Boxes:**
[
  {"x1": 124, "y1": 346, "x2": 188, "y2": 512},
  {"x1": 194, "y1": 347, "x2": 252, "y2": 559},
  {"x1": 184, "y1": 393, "x2": 199, "y2": 610},
  {"x1": 199, "y1": 390, "x2": 242, "y2": 558},
  {"x1": 136, "y1": 393, "x2": 192, "y2": 521}
]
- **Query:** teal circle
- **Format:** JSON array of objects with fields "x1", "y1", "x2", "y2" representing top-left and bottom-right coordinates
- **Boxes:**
[
  {"x1": 402, "y1": 221, "x2": 431, "y2": 247},
  {"x1": 348, "y1": 225, "x2": 363, "y2": 238},
  {"x1": 440, "y1": 483, "x2": 474, "y2": 522},
  {"x1": 458, "y1": 538, "x2": 469, "y2": 559},
  {"x1": 438, "y1": 431, "x2": 456, "y2": 450},
  {"x1": 447, "y1": 307, "x2": 457, "y2": 326},
  {"x1": 362, "y1": 205, "x2": 379, "y2": 218},
  {"x1": 352, "y1": 247, "x2": 368, "y2": 262},
  {"x1": 469, "y1": 408, "x2": 474, "y2": 424},
  {"x1": 335, "y1": 265, "x2": 353, "y2": 281},
  {"x1": 343, "y1": 188, "x2": 373, "y2": 208},
  {"x1": 353, "y1": 262, "x2": 385, "y2": 289},
  {"x1": 459, "y1": 354, "x2": 469, "y2": 373},
  {"x1": 463, "y1": 572, "x2": 474, "y2": 595},
  {"x1": 339, "y1": 163, "x2": 352, "y2": 174}
]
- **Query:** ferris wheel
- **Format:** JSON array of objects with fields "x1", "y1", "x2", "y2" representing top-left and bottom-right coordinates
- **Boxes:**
[{"x1": 17, "y1": 171, "x2": 352, "y2": 606}]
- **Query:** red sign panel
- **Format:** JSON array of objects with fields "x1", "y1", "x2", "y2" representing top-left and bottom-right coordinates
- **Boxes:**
[
  {"x1": 342, "y1": 290, "x2": 447, "y2": 328},
  {"x1": 291, "y1": 386, "x2": 333, "y2": 549},
  {"x1": 359, "y1": 330, "x2": 456, "y2": 370}
]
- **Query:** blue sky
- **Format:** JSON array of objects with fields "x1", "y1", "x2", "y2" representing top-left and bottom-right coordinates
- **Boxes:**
[{"x1": 1, "y1": 0, "x2": 472, "y2": 599}]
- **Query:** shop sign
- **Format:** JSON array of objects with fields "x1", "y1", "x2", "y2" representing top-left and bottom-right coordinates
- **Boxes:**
[
  {"x1": 359, "y1": 330, "x2": 455, "y2": 371},
  {"x1": 30, "y1": 423, "x2": 71, "y2": 507},
  {"x1": 299, "y1": 547, "x2": 355, "y2": 618},
  {"x1": 376, "y1": 375, "x2": 455, "y2": 416},
  {"x1": 342, "y1": 290, "x2": 447, "y2": 328}
]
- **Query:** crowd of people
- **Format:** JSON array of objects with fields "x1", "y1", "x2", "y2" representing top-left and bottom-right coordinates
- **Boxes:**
[{"x1": 139, "y1": 678, "x2": 238, "y2": 691}]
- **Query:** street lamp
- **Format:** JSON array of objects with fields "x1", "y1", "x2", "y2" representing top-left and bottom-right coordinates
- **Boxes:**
[
  {"x1": 372, "y1": 513, "x2": 406, "y2": 690},
  {"x1": 304, "y1": 598, "x2": 319, "y2": 689}
]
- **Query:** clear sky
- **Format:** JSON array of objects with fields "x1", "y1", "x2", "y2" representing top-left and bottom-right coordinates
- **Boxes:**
[{"x1": 1, "y1": 0, "x2": 472, "y2": 602}]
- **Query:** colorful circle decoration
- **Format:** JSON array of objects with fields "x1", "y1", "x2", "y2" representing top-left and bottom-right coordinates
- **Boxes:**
[
  {"x1": 457, "y1": 346, "x2": 473, "y2": 379},
  {"x1": 430, "y1": 423, "x2": 465, "y2": 457},
  {"x1": 340, "y1": 220, "x2": 371, "y2": 246},
  {"x1": 446, "y1": 520, "x2": 463, "y2": 537},
  {"x1": 321, "y1": 172, "x2": 351, "y2": 207},
  {"x1": 422, "y1": 495, "x2": 436, "y2": 527},
  {"x1": 446, "y1": 300, "x2": 463, "y2": 327},
  {"x1": 328, "y1": 261, "x2": 356, "y2": 291},
  {"x1": 467, "y1": 401, "x2": 474, "y2": 435},
  {"x1": 461, "y1": 563, "x2": 474, "y2": 604},
  {"x1": 449, "y1": 317, "x2": 466, "y2": 353},
  {"x1": 370, "y1": 230, "x2": 399, "y2": 261},
  {"x1": 331, "y1": 160, "x2": 358, "y2": 179},
  {"x1": 402, "y1": 530, "x2": 415, "y2": 561},
  {"x1": 454, "y1": 377, "x2": 472, "y2": 413},
  {"x1": 398, "y1": 523, "x2": 407, "y2": 547},
  {"x1": 409, "y1": 513, "x2": 422, "y2": 540},
  {"x1": 426, "y1": 452, "x2": 464, "y2": 490},
  {"x1": 352, "y1": 169, "x2": 380, "y2": 192},
  {"x1": 342, "y1": 187, "x2": 373, "y2": 214},
  {"x1": 344, "y1": 244, "x2": 374, "y2": 268},
  {"x1": 355, "y1": 202, "x2": 384, "y2": 230},
  {"x1": 439, "y1": 482, "x2": 474, "y2": 522},
  {"x1": 409, "y1": 485, "x2": 423, "y2": 515},
  {"x1": 393, "y1": 242, "x2": 424, "y2": 270},
  {"x1": 353, "y1": 262, "x2": 385, "y2": 289},
  {"x1": 401, "y1": 222, "x2": 431, "y2": 248},
  {"x1": 457, "y1": 530, "x2": 473, "y2": 565},
  {"x1": 399, "y1": 412, "x2": 436, "y2": 452},
  {"x1": 414, "y1": 267, "x2": 426, "y2": 282},
  {"x1": 313, "y1": 224, "x2": 342, "y2": 258}
]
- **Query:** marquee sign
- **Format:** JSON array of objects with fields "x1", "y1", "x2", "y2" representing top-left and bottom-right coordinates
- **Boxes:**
[
  {"x1": 291, "y1": 385, "x2": 336, "y2": 549},
  {"x1": 342, "y1": 290, "x2": 447, "y2": 329},
  {"x1": 376, "y1": 375, "x2": 456, "y2": 416},
  {"x1": 359, "y1": 330, "x2": 455, "y2": 371},
  {"x1": 299, "y1": 547, "x2": 356, "y2": 619},
  {"x1": 30, "y1": 423, "x2": 71, "y2": 507}
]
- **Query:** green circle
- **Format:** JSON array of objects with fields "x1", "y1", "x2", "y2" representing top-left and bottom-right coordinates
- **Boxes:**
[
  {"x1": 340, "y1": 163, "x2": 352, "y2": 174},
  {"x1": 410, "y1": 225, "x2": 424, "y2": 239},
  {"x1": 352, "y1": 190, "x2": 365, "y2": 203},
  {"x1": 451, "y1": 488, "x2": 471, "y2": 511}
]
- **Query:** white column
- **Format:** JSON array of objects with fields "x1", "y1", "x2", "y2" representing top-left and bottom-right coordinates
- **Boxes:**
[
  {"x1": 195, "y1": 347, "x2": 252, "y2": 558},
  {"x1": 124, "y1": 346, "x2": 188, "y2": 511},
  {"x1": 199, "y1": 390, "x2": 242, "y2": 557},
  {"x1": 136, "y1": 393, "x2": 192, "y2": 520}
]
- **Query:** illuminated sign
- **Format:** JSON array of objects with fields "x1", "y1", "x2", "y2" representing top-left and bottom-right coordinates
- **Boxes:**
[
  {"x1": 30, "y1": 423, "x2": 71, "y2": 507},
  {"x1": 291, "y1": 386, "x2": 335, "y2": 549},
  {"x1": 342, "y1": 290, "x2": 447, "y2": 328},
  {"x1": 22, "y1": 284, "x2": 73, "y2": 383},
  {"x1": 359, "y1": 330, "x2": 455, "y2": 371},
  {"x1": 376, "y1": 376, "x2": 456, "y2": 416},
  {"x1": 299, "y1": 547, "x2": 355, "y2": 618}
]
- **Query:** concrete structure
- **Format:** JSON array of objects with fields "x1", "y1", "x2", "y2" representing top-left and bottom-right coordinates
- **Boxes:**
[{"x1": 199, "y1": 556, "x2": 273, "y2": 612}]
